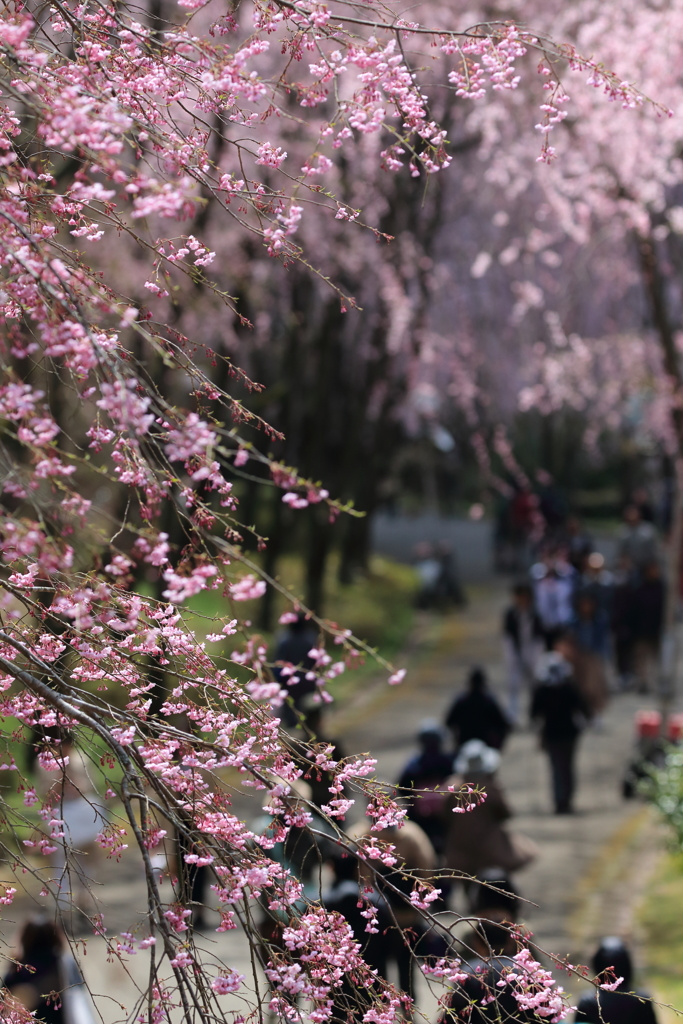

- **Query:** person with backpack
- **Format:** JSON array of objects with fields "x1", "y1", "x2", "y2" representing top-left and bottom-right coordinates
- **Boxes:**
[{"x1": 397, "y1": 721, "x2": 454, "y2": 856}]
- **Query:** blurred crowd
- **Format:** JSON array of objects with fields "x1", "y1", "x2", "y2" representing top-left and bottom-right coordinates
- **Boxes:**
[
  {"x1": 3, "y1": 490, "x2": 670, "y2": 1024},
  {"x1": 504, "y1": 498, "x2": 667, "y2": 727}
]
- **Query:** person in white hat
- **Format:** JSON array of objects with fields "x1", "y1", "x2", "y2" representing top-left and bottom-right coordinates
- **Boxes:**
[{"x1": 443, "y1": 740, "x2": 536, "y2": 878}]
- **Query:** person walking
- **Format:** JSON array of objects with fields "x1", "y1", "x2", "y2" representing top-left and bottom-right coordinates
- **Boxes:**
[
  {"x1": 349, "y1": 817, "x2": 436, "y2": 1006},
  {"x1": 397, "y1": 721, "x2": 455, "y2": 856},
  {"x1": 575, "y1": 937, "x2": 658, "y2": 1024},
  {"x1": 445, "y1": 667, "x2": 511, "y2": 752},
  {"x1": 322, "y1": 852, "x2": 390, "y2": 1007},
  {"x1": 531, "y1": 556, "x2": 577, "y2": 650},
  {"x1": 564, "y1": 515, "x2": 594, "y2": 572},
  {"x1": 443, "y1": 740, "x2": 536, "y2": 879},
  {"x1": 572, "y1": 591, "x2": 610, "y2": 726},
  {"x1": 466, "y1": 867, "x2": 521, "y2": 924},
  {"x1": 631, "y1": 561, "x2": 665, "y2": 694},
  {"x1": 617, "y1": 505, "x2": 659, "y2": 575},
  {"x1": 438, "y1": 919, "x2": 523, "y2": 1024},
  {"x1": 611, "y1": 565, "x2": 637, "y2": 689},
  {"x1": 4, "y1": 916, "x2": 94, "y2": 1024},
  {"x1": 289, "y1": 698, "x2": 348, "y2": 816},
  {"x1": 502, "y1": 584, "x2": 545, "y2": 723},
  {"x1": 531, "y1": 652, "x2": 588, "y2": 814},
  {"x1": 33, "y1": 730, "x2": 104, "y2": 935},
  {"x1": 271, "y1": 612, "x2": 319, "y2": 724}
]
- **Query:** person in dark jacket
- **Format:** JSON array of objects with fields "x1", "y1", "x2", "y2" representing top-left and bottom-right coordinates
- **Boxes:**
[
  {"x1": 445, "y1": 667, "x2": 511, "y2": 752},
  {"x1": 272, "y1": 612, "x2": 319, "y2": 724},
  {"x1": 531, "y1": 652, "x2": 588, "y2": 814},
  {"x1": 575, "y1": 937, "x2": 658, "y2": 1024},
  {"x1": 466, "y1": 867, "x2": 521, "y2": 923},
  {"x1": 439, "y1": 920, "x2": 532, "y2": 1024},
  {"x1": 3, "y1": 916, "x2": 89, "y2": 1024},
  {"x1": 289, "y1": 699, "x2": 348, "y2": 816},
  {"x1": 631, "y1": 561, "x2": 665, "y2": 694},
  {"x1": 397, "y1": 721, "x2": 454, "y2": 855},
  {"x1": 322, "y1": 853, "x2": 389, "y2": 980}
]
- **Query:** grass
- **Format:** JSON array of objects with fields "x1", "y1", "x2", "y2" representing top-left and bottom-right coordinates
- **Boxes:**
[
  {"x1": 638, "y1": 851, "x2": 683, "y2": 1022},
  {"x1": 170, "y1": 553, "x2": 420, "y2": 702}
]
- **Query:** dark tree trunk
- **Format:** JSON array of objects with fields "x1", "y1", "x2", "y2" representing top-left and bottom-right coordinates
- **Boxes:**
[
  {"x1": 259, "y1": 488, "x2": 286, "y2": 630},
  {"x1": 306, "y1": 508, "x2": 332, "y2": 615},
  {"x1": 338, "y1": 512, "x2": 372, "y2": 584}
]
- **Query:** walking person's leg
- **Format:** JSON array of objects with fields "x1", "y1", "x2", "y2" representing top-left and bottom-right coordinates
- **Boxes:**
[
  {"x1": 562, "y1": 737, "x2": 578, "y2": 813},
  {"x1": 507, "y1": 662, "x2": 521, "y2": 725},
  {"x1": 545, "y1": 741, "x2": 563, "y2": 813},
  {"x1": 546, "y1": 740, "x2": 574, "y2": 814}
]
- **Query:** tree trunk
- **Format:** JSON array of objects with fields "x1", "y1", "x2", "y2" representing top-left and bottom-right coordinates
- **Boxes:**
[
  {"x1": 259, "y1": 489, "x2": 286, "y2": 631},
  {"x1": 306, "y1": 508, "x2": 331, "y2": 615},
  {"x1": 637, "y1": 233, "x2": 683, "y2": 716}
]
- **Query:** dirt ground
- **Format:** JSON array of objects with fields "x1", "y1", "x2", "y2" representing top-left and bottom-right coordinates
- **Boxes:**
[{"x1": 0, "y1": 583, "x2": 673, "y2": 1023}]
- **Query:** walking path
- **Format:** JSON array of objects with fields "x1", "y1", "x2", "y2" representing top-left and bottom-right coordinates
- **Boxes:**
[
  {"x1": 335, "y1": 587, "x2": 667, "y2": 969},
  {"x1": 0, "y1": 582, "x2": 673, "y2": 1022}
]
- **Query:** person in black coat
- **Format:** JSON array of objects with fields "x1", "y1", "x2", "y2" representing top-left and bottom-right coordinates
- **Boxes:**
[
  {"x1": 575, "y1": 937, "x2": 658, "y2": 1024},
  {"x1": 3, "y1": 916, "x2": 87, "y2": 1024},
  {"x1": 322, "y1": 853, "x2": 391, "y2": 1018},
  {"x1": 439, "y1": 921, "x2": 534, "y2": 1024},
  {"x1": 531, "y1": 652, "x2": 588, "y2": 814},
  {"x1": 272, "y1": 613, "x2": 319, "y2": 724},
  {"x1": 631, "y1": 561, "x2": 665, "y2": 694},
  {"x1": 397, "y1": 722, "x2": 454, "y2": 855},
  {"x1": 445, "y1": 667, "x2": 511, "y2": 752}
]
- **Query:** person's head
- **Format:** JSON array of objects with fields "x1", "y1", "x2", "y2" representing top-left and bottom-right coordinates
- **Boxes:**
[
  {"x1": 587, "y1": 551, "x2": 604, "y2": 573},
  {"x1": 536, "y1": 651, "x2": 572, "y2": 686},
  {"x1": 592, "y1": 937, "x2": 633, "y2": 990},
  {"x1": 467, "y1": 919, "x2": 516, "y2": 958},
  {"x1": 512, "y1": 583, "x2": 533, "y2": 610},
  {"x1": 552, "y1": 632, "x2": 577, "y2": 664},
  {"x1": 18, "y1": 916, "x2": 64, "y2": 962},
  {"x1": 468, "y1": 869, "x2": 520, "y2": 922},
  {"x1": 417, "y1": 720, "x2": 444, "y2": 753},
  {"x1": 289, "y1": 611, "x2": 312, "y2": 634},
  {"x1": 644, "y1": 560, "x2": 661, "y2": 581},
  {"x1": 468, "y1": 667, "x2": 487, "y2": 693},
  {"x1": 454, "y1": 739, "x2": 501, "y2": 778},
  {"x1": 414, "y1": 541, "x2": 434, "y2": 561},
  {"x1": 623, "y1": 504, "x2": 641, "y2": 527},
  {"x1": 328, "y1": 851, "x2": 359, "y2": 884}
]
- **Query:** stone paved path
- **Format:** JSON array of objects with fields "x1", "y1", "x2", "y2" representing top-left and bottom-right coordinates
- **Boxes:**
[{"x1": 0, "y1": 583, "x2": 673, "y2": 1022}]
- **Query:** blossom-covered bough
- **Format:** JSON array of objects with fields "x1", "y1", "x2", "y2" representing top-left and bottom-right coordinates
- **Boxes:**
[{"x1": 0, "y1": 0, "x2": 665, "y2": 1021}]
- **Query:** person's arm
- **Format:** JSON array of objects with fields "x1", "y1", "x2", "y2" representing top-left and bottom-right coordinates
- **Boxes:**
[{"x1": 574, "y1": 995, "x2": 600, "y2": 1024}]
